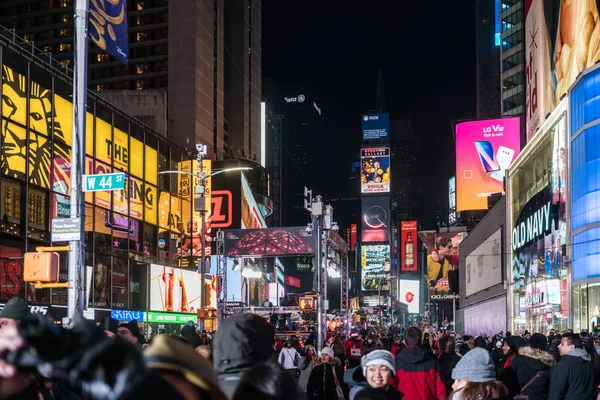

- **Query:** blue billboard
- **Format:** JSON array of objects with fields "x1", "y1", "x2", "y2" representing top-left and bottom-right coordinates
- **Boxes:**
[{"x1": 362, "y1": 113, "x2": 390, "y2": 141}]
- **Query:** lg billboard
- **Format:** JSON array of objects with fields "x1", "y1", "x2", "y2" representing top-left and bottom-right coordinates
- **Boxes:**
[{"x1": 455, "y1": 117, "x2": 520, "y2": 211}]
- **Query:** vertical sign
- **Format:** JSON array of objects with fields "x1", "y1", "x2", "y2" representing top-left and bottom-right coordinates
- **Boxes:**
[
  {"x1": 88, "y1": 0, "x2": 129, "y2": 64},
  {"x1": 400, "y1": 221, "x2": 418, "y2": 271},
  {"x1": 449, "y1": 176, "x2": 456, "y2": 225},
  {"x1": 350, "y1": 224, "x2": 357, "y2": 251}
]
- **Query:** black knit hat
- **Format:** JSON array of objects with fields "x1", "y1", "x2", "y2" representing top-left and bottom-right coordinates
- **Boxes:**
[
  {"x1": 506, "y1": 335, "x2": 526, "y2": 353},
  {"x1": 0, "y1": 297, "x2": 30, "y2": 320},
  {"x1": 119, "y1": 319, "x2": 141, "y2": 339},
  {"x1": 529, "y1": 333, "x2": 548, "y2": 350}
]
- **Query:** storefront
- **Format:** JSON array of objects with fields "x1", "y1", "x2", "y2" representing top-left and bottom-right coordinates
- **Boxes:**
[
  {"x1": 507, "y1": 99, "x2": 569, "y2": 333},
  {"x1": 569, "y1": 64, "x2": 600, "y2": 332}
]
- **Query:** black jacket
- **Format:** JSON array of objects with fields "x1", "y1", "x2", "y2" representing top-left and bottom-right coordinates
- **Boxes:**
[
  {"x1": 355, "y1": 386, "x2": 404, "y2": 400},
  {"x1": 437, "y1": 352, "x2": 461, "y2": 395},
  {"x1": 548, "y1": 348, "x2": 595, "y2": 400},
  {"x1": 306, "y1": 361, "x2": 349, "y2": 400},
  {"x1": 212, "y1": 314, "x2": 275, "y2": 399},
  {"x1": 500, "y1": 346, "x2": 553, "y2": 400}
]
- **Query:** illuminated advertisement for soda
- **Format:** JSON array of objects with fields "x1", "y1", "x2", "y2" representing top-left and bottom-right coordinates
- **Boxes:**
[{"x1": 400, "y1": 221, "x2": 418, "y2": 272}]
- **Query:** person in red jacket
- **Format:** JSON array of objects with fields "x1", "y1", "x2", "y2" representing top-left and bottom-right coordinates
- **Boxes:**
[
  {"x1": 392, "y1": 326, "x2": 446, "y2": 400},
  {"x1": 345, "y1": 331, "x2": 363, "y2": 368}
]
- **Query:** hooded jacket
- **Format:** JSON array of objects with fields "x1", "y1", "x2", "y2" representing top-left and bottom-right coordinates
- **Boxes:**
[
  {"x1": 392, "y1": 346, "x2": 446, "y2": 400},
  {"x1": 548, "y1": 348, "x2": 595, "y2": 400},
  {"x1": 500, "y1": 346, "x2": 553, "y2": 400},
  {"x1": 437, "y1": 351, "x2": 461, "y2": 395},
  {"x1": 212, "y1": 314, "x2": 275, "y2": 399},
  {"x1": 344, "y1": 365, "x2": 370, "y2": 400},
  {"x1": 306, "y1": 358, "x2": 348, "y2": 400}
]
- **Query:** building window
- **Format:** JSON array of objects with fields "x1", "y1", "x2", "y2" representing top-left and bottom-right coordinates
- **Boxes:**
[
  {"x1": 135, "y1": 80, "x2": 148, "y2": 90},
  {"x1": 27, "y1": 189, "x2": 46, "y2": 229},
  {"x1": 135, "y1": 32, "x2": 147, "y2": 42},
  {"x1": 97, "y1": 53, "x2": 110, "y2": 62},
  {"x1": 23, "y1": 34, "x2": 33, "y2": 43},
  {"x1": 96, "y1": 84, "x2": 105, "y2": 91},
  {"x1": 136, "y1": 1, "x2": 145, "y2": 11},
  {"x1": 59, "y1": 43, "x2": 71, "y2": 52},
  {"x1": 59, "y1": 28, "x2": 69, "y2": 37},
  {"x1": 61, "y1": 13, "x2": 69, "y2": 23},
  {"x1": 136, "y1": 64, "x2": 149, "y2": 74},
  {"x1": 60, "y1": 0, "x2": 70, "y2": 7}
]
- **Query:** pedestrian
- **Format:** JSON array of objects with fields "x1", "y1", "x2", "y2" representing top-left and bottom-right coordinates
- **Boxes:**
[
  {"x1": 346, "y1": 331, "x2": 363, "y2": 368},
  {"x1": 306, "y1": 346, "x2": 348, "y2": 400},
  {"x1": 278, "y1": 339, "x2": 301, "y2": 378},
  {"x1": 590, "y1": 335, "x2": 600, "y2": 386},
  {"x1": 117, "y1": 320, "x2": 142, "y2": 346},
  {"x1": 437, "y1": 335, "x2": 461, "y2": 395},
  {"x1": 344, "y1": 364, "x2": 370, "y2": 400},
  {"x1": 354, "y1": 350, "x2": 403, "y2": 399},
  {"x1": 392, "y1": 327, "x2": 446, "y2": 400},
  {"x1": 548, "y1": 334, "x2": 595, "y2": 400},
  {"x1": 298, "y1": 345, "x2": 318, "y2": 395},
  {"x1": 500, "y1": 335, "x2": 525, "y2": 372},
  {"x1": 212, "y1": 313, "x2": 275, "y2": 399},
  {"x1": 232, "y1": 360, "x2": 299, "y2": 400},
  {"x1": 333, "y1": 334, "x2": 346, "y2": 366},
  {"x1": 390, "y1": 335, "x2": 403, "y2": 356},
  {"x1": 449, "y1": 347, "x2": 510, "y2": 400},
  {"x1": 500, "y1": 333, "x2": 553, "y2": 400}
]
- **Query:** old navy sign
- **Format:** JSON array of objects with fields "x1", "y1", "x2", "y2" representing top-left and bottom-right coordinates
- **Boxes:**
[
  {"x1": 512, "y1": 201, "x2": 552, "y2": 251},
  {"x1": 520, "y1": 292, "x2": 545, "y2": 308}
]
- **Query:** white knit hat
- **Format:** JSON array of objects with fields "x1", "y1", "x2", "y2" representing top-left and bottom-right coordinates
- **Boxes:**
[
  {"x1": 361, "y1": 350, "x2": 396, "y2": 376},
  {"x1": 320, "y1": 346, "x2": 335, "y2": 359}
]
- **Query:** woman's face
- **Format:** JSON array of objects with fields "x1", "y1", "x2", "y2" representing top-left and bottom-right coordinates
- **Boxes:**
[
  {"x1": 307, "y1": 348, "x2": 314, "y2": 357},
  {"x1": 366, "y1": 364, "x2": 393, "y2": 389},
  {"x1": 452, "y1": 379, "x2": 468, "y2": 392},
  {"x1": 320, "y1": 353, "x2": 331, "y2": 363}
]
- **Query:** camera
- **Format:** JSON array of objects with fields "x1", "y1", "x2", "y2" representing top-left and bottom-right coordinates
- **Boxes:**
[
  {"x1": 195, "y1": 143, "x2": 208, "y2": 158},
  {"x1": 305, "y1": 224, "x2": 313, "y2": 235},
  {"x1": 331, "y1": 224, "x2": 339, "y2": 233}
]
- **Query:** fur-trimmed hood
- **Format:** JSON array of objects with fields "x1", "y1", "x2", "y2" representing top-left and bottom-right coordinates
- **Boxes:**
[
  {"x1": 518, "y1": 346, "x2": 555, "y2": 367},
  {"x1": 315, "y1": 356, "x2": 342, "y2": 367}
]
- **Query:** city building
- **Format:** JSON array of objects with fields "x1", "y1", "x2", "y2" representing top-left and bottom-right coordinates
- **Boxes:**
[
  {"x1": 500, "y1": 0, "x2": 525, "y2": 117},
  {"x1": 0, "y1": 0, "x2": 262, "y2": 161},
  {"x1": 475, "y1": 0, "x2": 502, "y2": 118}
]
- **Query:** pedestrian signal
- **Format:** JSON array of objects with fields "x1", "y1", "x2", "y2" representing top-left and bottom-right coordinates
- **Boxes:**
[{"x1": 24, "y1": 252, "x2": 59, "y2": 283}]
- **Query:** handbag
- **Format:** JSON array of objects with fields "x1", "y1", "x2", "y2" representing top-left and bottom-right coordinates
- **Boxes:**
[{"x1": 331, "y1": 366, "x2": 345, "y2": 400}]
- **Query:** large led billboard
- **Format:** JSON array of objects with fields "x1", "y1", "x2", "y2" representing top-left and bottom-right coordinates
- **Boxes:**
[
  {"x1": 398, "y1": 280, "x2": 420, "y2": 314},
  {"x1": 455, "y1": 117, "x2": 521, "y2": 211},
  {"x1": 361, "y1": 245, "x2": 391, "y2": 290},
  {"x1": 149, "y1": 265, "x2": 201, "y2": 313},
  {"x1": 526, "y1": 0, "x2": 600, "y2": 141},
  {"x1": 361, "y1": 148, "x2": 390, "y2": 194},
  {"x1": 361, "y1": 197, "x2": 390, "y2": 242},
  {"x1": 400, "y1": 221, "x2": 418, "y2": 272},
  {"x1": 422, "y1": 231, "x2": 466, "y2": 300},
  {"x1": 362, "y1": 113, "x2": 390, "y2": 141}
]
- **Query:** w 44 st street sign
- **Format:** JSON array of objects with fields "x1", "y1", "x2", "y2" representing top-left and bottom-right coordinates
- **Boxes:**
[{"x1": 82, "y1": 173, "x2": 126, "y2": 192}]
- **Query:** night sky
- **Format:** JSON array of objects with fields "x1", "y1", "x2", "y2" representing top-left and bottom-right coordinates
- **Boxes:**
[{"x1": 262, "y1": 1, "x2": 477, "y2": 229}]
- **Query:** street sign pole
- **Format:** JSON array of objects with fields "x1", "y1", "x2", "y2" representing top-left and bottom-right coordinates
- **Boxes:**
[{"x1": 68, "y1": 0, "x2": 89, "y2": 320}]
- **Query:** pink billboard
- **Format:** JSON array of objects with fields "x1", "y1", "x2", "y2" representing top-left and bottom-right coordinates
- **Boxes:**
[{"x1": 456, "y1": 117, "x2": 521, "y2": 211}]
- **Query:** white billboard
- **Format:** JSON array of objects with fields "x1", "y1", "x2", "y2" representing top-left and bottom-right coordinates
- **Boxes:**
[
  {"x1": 463, "y1": 296, "x2": 506, "y2": 337},
  {"x1": 465, "y1": 229, "x2": 502, "y2": 297},
  {"x1": 398, "y1": 279, "x2": 420, "y2": 314},
  {"x1": 150, "y1": 265, "x2": 201, "y2": 312}
]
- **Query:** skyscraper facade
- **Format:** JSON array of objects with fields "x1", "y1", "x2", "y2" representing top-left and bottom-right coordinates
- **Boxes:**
[{"x1": 476, "y1": 0, "x2": 502, "y2": 118}]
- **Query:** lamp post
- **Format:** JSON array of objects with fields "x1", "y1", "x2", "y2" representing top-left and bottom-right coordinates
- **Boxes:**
[{"x1": 159, "y1": 162, "x2": 250, "y2": 319}]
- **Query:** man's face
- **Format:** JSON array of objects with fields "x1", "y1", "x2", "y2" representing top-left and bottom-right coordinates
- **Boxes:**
[
  {"x1": 117, "y1": 327, "x2": 138, "y2": 344},
  {"x1": 502, "y1": 343, "x2": 511, "y2": 355},
  {"x1": 559, "y1": 338, "x2": 574, "y2": 356},
  {"x1": 0, "y1": 318, "x2": 17, "y2": 329},
  {"x1": 366, "y1": 364, "x2": 393, "y2": 390}
]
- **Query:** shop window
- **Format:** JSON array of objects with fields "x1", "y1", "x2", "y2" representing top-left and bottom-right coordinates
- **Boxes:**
[
  {"x1": 0, "y1": 245, "x2": 25, "y2": 301},
  {"x1": 112, "y1": 257, "x2": 129, "y2": 309},
  {"x1": 129, "y1": 261, "x2": 148, "y2": 310},
  {"x1": 27, "y1": 189, "x2": 47, "y2": 240},
  {"x1": 93, "y1": 255, "x2": 111, "y2": 308},
  {"x1": 93, "y1": 207, "x2": 112, "y2": 255},
  {"x1": 1, "y1": 180, "x2": 21, "y2": 235}
]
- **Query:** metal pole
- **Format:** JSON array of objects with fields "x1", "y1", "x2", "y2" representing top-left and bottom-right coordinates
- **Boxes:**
[
  {"x1": 315, "y1": 214, "x2": 323, "y2": 352},
  {"x1": 452, "y1": 295, "x2": 456, "y2": 332},
  {"x1": 68, "y1": 0, "x2": 89, "y2": 320},
  {"x1": 322, "y1": 230, "x2": 328, "y2": 339}
]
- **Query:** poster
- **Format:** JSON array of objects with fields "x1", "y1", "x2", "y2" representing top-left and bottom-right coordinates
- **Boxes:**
[
  {"x1": 400, "y1": 221, "x2": 418, "y2": 272},
  {"x1": 422, "y1": 231, "x2": 465, "y2": 300}
]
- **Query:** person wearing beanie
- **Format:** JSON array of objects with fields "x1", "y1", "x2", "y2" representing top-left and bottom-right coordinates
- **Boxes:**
[
  {"x1": 501, "y1": 335, "x2": 525, "y2": 370},
  {"x1": 117, "y1": 319, "x2": 141, "y2": 345},
  {"x1": 450, "y1": 347, "x2": 509, "y2": 400},
  {"x1": 307, "y1": 346, "x2": 348, "y2": 399},
  {"x1": 500, "y1": 334, "x2": 553, "y2": 400},
  {"x1": 0, "y1": 297, "x2": 30, "y2": 325},
  {"x1": 353, "y1": 350, "x2": 403, "y2": 399}
]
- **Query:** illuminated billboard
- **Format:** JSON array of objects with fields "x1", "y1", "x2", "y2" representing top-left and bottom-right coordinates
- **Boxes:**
[
  {"x1": 422, "y1": 231, "x2": 466, "y2": 300},
  {"x1": 361, "y1": 245, "x2": 391, "y2": 291},
  {"x1": 455, "y1": 117, "x2": 521, "y2": 211},
  {"x1": 149, "y1": 265, "x2": 201, "y2": 313},
  {"x1": 525, "y1": 0, "x2": 600, "y2": 141},
  {"x1": 400, "y1": 221, "x2": 418, "y2": 272},
  {"x1": 361, "y1": 197, "x2": 390, "y2": 242},
  {"x1": 398, "y1": 280, "x2": 420, "y2": 314},
  {"x1": 362, "y1": 113, "x2": 390, "y2": 141},
  {"x1": 361, "y1": 148, "x2": 390, "y2": 194}
]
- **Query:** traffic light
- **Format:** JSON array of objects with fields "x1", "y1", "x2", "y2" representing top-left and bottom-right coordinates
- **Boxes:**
[{"x1": 24, "y1": 252, "x2": 59, "y2": 283}]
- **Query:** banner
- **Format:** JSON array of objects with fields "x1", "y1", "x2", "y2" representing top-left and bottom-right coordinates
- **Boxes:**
[
  {"x1": 361, "y1": 245, "x2": 391, "y2": 290},
  {"x1": 526, "y1": 0, "x2": 600, "y2": 141},
  {"x1": 456, "y1": 117, "x2": 521, "y2": 211},
  {"x1": 398, "y1": 279, "x2": 420, "y2": 313},
  {"x1": 89, "y1": 0, "x2": 129, "y2": 64},
  {"x1": 362, "y1": 197, "x2": 390, "y2": 242},
  {"x1": 465, "y1": 229, "x2": 502, "y2": 297},
  {"x1": 149, "y1": 265, "x2": 201, "y2": 313},
  {"x1": 350, "y1": 224, "x2": 357, "y2": 251},
  {"x1": 400, "y1": 221, "x2": 418, "y2": 272},
  {"x1": 225, "y1": 227, "x2": 314, "y2": 257},
  {"x1": 362, "y1": 113, "x2": 390, "y2": 141},
  {"x1": 361, "y1": 148, "x2": 390, "y2": 193}
]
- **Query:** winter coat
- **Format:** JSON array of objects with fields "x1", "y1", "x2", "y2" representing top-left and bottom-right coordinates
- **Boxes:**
[
  {"x1": 212, "y1": 314, "x2": 275, "y2": 399},
  {"x1": 548, "y1": 348, "x2": 596, "y2": 400},
  {"x1": 391, "y1": 342, "x2": 403, "y2": 356},
  {"x1": 307, "y1": 359, "x2": 349, "y2": 400},
  {"x1": 346, "y1": 338, "x2": 363, "y2": 361},
  {"x1": 344, "y1": 365, "x2": 370, "y2": 400},
  {"x1": 392, "y1": 346, "x2": 446, "y2": 400},
  {"x1": 500, "y1": 346, "x2": 553, "y2": 400},
  {"x1": 278, "y1": 346, "x2": 300, "y2": 370},
  {"x1": 437, "y1": 352, "x2": 461, "y2": 395},
  {"x1": 334, "y1": 342, "x2": 346, "y2": 365},
  {"x1": 354, "y1": 386, "x2": 404, "y2": 400}
]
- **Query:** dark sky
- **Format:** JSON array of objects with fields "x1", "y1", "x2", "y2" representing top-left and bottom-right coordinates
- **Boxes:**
[{"x1": 262, "y1": 1, "x2": 477, "y2": 229}]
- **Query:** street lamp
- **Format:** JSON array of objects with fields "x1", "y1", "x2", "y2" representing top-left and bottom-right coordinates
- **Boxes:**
[{"x1": 158, "y1": 163, "x2": 250, "y2": 316}]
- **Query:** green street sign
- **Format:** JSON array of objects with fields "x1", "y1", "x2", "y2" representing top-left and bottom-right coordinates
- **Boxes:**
[
  {"x1": 145, "y1": 312, "x2": 197, "y2": 324},
  {"x1": 82, "y1": 172, "x2": 126, "y2": 192}
]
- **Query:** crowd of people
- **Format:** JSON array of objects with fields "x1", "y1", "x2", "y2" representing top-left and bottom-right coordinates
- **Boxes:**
[{"x1": 0, "y1": 296, "x2": 599, "y2": 399}]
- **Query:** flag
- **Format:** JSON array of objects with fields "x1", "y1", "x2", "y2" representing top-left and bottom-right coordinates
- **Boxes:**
[{"x1": 88, "y1": 0, "x2": 129, "y2": 64}]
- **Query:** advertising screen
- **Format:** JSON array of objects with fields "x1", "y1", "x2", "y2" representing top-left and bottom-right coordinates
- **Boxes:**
[
  {"x1": 361, "y1": 197, "x2": 390, "y2": 242},
  {"x1": 465, "y1": 229, "x2": 502, "y2": 297},
  {"x1": 400, "y1": 221, "x2": 418, "y2": 272},
  {"x1": 149, "y1": 265, "x2": 201, "y2": 313},
  {"x1": 350, "y1": 224, "x2": 357, "y2": 251},
  {"x1": 456, "y1": 117, "x2": 521, "y2": 211},
  {"x1": 361, "y1": 148, "x2": 390, "y2": 194},
  {"x1": 225, "y1": 227, "x2": 314, "y2": 257},
  {"x1": 526, "y1": 0, "x2": 600, "y2": 141},
  {"x1": 398, "y1": 280, "x2": 420, "y2": 314},
  {"x1": 361, "y1": 245, "x2": 391, "y2": 291},
  {"x1": 449, "y1": 176, "x2": 456, "y2": 225},
  {"x1": 362, "y1": 113, "x2": 390, "y2": 141},
  {"x1": 423, "y1": 231, "x2": 466, "y2": 300}
]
